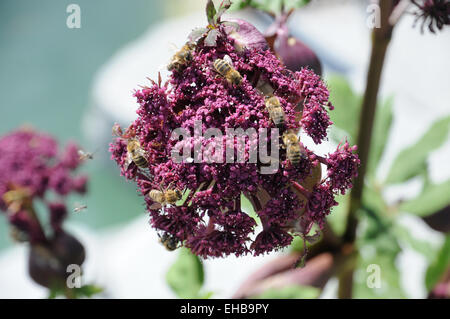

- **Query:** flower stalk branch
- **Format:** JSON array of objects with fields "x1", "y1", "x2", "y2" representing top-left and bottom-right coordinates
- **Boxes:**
[{"x1": 338, "y1": 0, "x2": 397, "y2": 299}]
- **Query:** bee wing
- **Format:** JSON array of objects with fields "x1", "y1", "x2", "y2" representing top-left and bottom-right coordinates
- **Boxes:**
[
  {"x1": 124, "y1": 152, "x2": 133, "y2": 170},
  {"x1": 137, "y1": 148, "x2": 147, "y2": 157},
  {"x1": 150, "y1": 203, "x2": 162, "y2": 210},
  {"x1": 168, "y1": 42, "x2": 179, "y2": 53},
  {"x1": 223, "y1": 54, "x2": 233, "y2": 67}
]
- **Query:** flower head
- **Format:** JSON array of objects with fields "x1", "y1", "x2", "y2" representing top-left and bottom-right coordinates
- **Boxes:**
[
  {"x1": 411, "y1": 0, "x2": 450, "y2": 33},
  {"x1": 110, "y1": 13, "x2": 357, "y2": 258},
  {"x1": 326, "y1": 141, "x2": 360, "y2": 195},
  {"x1": 0, "y1": 127, "x2": 87, "y2": 238}
]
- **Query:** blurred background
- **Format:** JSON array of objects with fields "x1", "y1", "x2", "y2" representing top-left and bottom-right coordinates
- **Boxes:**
[{"x1": 0, "y1": 0, "x2": 449, "y2": 298}]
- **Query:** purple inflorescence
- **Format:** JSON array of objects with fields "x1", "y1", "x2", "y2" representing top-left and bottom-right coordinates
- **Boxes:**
[
  {"x1": 110, "y1": 21, "x2": 359, "y2": 258},
  {"x1": 325, "y1": 141, "x2": 360, "y2": 195},
  {"x1": 411, "y1": 0, "x2": 450, "y2": 33},
  {"x1": 0, "y1": 128, "x2": 87, "y2": 243}
]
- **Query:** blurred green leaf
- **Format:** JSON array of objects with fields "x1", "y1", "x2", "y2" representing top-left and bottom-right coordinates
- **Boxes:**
[
  {"x1": 327, "y1": 193, "x2": 349, "y2": 237},
  {"x1": 355, "y1": 198, "x2": 405, "y2": 298},
  {"x1": 353, "y1": 250, "x2": 405, "y2": 298},
  {"x1": 327, "y1": 75, "x2": 361, "y2": 144},
  {"x1": 230, "y1": 0, "x2": 310, "y2": 14},
  {"x1": 241, "y1": 193, "x2": 260, "y2": 225},
  {"x1": 198, "y1": 291, "x2": 214, "y2": 299},
  {"x1": 393, "y1": 225, "x2": 437, "y2": 260},
  {"x1": 284, "y1": 0, "x2": 312, "y2": 10},
  {"x1": 206, "y1": 0, "x2": 217, "y2": 25},
  {"x1": 367, "y1": 96, "x2": 394, "y2": 178},
  {"x1": 215, "y1": 0, "x2": 232, "y2": 22},
  {"x1": 385, "y1": 116, "x2": 450, "y2": 184},
  {"x1": 327, "y1": 75, "x2": 395, "y2": 179},
  {"x1": 252, "y1": 285, "x2": 320, "y2": 299},
  {"x1": 48, "y1": 284, "x2": 103, "y2": 299},
  {"x1": 425, "y1": 235, "x2": 450, "y2": 291},
  {"x1": 166, "y1": 248, "x2": 205, "y2": 298},
  {"x1": 399, "y1": 180, "x2": 450, "y2": 217},
  {"x1": 362, "y1": 185, "x2": 386, "y2": 215},
  {"x1": 74, "y1": 284, "x2": 104, "y2": 298}
]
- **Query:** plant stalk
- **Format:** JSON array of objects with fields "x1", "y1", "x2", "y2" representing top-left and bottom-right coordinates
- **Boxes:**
[{"x1": 338, "y1": 0, "x2": 396, "y2": 298}]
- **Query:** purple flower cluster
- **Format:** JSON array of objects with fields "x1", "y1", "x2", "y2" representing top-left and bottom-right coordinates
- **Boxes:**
[
  {"x1": 324, "y1": 141, "x2": 360, "y2": 195},
  {"x1": 110, "y1": 21, "x2": 359, "y2": 258},
  {"x1": 412, "y1": 0, "x2": 450, "y2": 33},
  {"x1": 0, "y1": 128, "x2": 87, "y2": 243}
]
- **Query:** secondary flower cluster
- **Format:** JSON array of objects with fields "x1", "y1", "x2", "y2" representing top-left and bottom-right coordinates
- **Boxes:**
[
  {"x1": 110, "y1": 21, "x2": 359, "y2": 258},
  {"x1": 0, "y1": 128, "x2": 87, "y2": 243},
  {"x1": 411, "y1": 0, "x2": 450, "y2": 33}
]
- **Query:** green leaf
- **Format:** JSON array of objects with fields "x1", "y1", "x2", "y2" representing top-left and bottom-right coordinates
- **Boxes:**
[
  {"x1": 327, "y1": 193, "x2": 349, "y2": 237},
  {"x1": 47, "y1": 284, "x2": 103, "y2": 299},
  {"x1": 399, "y1": 180, "x2": 450, "y2": 217},
  {"x1": 362, "y1": 185, "x2": 387, "y2": 215},
  {"x1": 231, "y1": 0, "x2": 311, "y2": 14},
  {"x1": 199, "y1": 291, "x2": 214, "y2": 299},
  {"x1": 241, "y1": 193, "x2": 260, "y2": 225},
  {"x1": 166, "y1": 248, "x2": 205, "y2": 298},
  {"x1": 353, "y1": 249, "x2": 405, "y2": 298},
  {"x1": 252, "y1": 285, "x2": 320, "y2": 299},
  {"x1": 385, "y1": 116, "x2": 450, "y2": 184},
  {"x1": 327, "y1": 75, "x2": 362, "y2": 144},
  {"x1": 284, "y1": 0, "x2": 312, "y2": 10},
  {"x1": 354, "y1": 191, "x2": 405, "y2": 298},
  {"x1": 74, "y1": 285, "x2": 104, "y2": 298},
  {"x1": 356, "y1": 207, "x2": 404, "y2": 298},
  {"x1": 206, "y1": 0, "x2": 217, "y2": 26},
  {"x1": 367, "y1": 96, "x2": 394, "y2": 178},
  {"x1": 393, "y1": 225, "x2": 437, "y2": 260},
  {"x1": 425, "y1": 235, "x2": 450, "y2": 291},
  {"x1": 215, "y1": 0, "x2": 232, "y2": 22}
]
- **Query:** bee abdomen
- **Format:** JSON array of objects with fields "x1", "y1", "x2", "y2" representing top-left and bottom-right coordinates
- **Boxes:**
[
  {"x1": 270, "y1": 110, "x2": 285, "y2": 126},
  {"x1": 165, "y1": 189, "x2": 182, "y2": 204},
  {"x1": 149, "y1": 190, "x2": 165, "y2": 203},
  {"x1": 133, "y1": 156, "x2": 148, "y2": 169},
  {"x1": 287, "y1": 144, "x2": 302, "y2": 164},
  {"x1": 214, "y1": 59, "x2": 230, "y2": 75}
]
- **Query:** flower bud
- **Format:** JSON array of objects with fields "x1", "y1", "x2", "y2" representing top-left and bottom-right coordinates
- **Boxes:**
[
  {"x1": 224, "y1": 18, "x2": 269, "y2": 52},
  {"x1": 275, "y1": 35, "x2": 322, "y2": 76},
  {"x1": 28, "y1": 231, "x2": 85, "y2": 288}
]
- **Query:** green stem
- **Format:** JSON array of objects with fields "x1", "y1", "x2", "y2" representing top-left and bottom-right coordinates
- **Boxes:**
[{"x1": 338, "y1": 0, "x2": 396, "y2": 299}]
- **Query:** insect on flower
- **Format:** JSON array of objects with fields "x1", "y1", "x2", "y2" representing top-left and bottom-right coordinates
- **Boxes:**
[
  {"x1": 168, "y1": 42, "x2": 196, "y2": 72},
  {"x1": 158, "y1": 232, "x2": 181, "y2": 251},
  {"x1": 213, "y1": 55, "x2": 242, "y2": 86},
  {"x1": 112, "y1": 125, "x2": 149, "y2": 170},
  {"x1": 2, "y1": 184, "x2": 33, "y2": 213},
  {"x1": 149, "y1": 182, "x2": 183, "y2": 209},
  {"x1": 265, "y1": 95, "x2": 286, "y2": 128},
  {"x1": 282, "y1": 130, "x2": 304, "y2": 165}
]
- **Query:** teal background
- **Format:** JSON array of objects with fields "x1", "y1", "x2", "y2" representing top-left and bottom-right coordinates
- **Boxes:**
[{"x1": 0, "y1": 0, "x2": 164, "y2": 250}]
